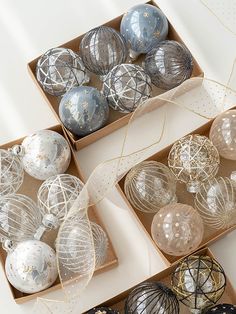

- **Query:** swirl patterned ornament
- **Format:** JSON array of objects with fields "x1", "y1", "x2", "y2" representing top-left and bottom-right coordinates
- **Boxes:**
[{"x1": 36, "y1": 47, "x2": 90, "y2": 96}]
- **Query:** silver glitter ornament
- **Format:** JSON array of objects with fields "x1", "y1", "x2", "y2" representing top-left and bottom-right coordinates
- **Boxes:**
[
  {"x1": 36, "y1": 47, "x2": 90, "y2": 96},
  {"x1": 59, "y1": 86, "x2": 109, "y2": 137},
  {"x1": 80, "y1": 26, "x2": 128, "y2": 76},
  {"x1": 5, "y1": 239, "x2": 58, "y2": 294},
  {"x1": 144, "y1": 40, "x2": 193, "y2": 90},
  {"x1": 102, "y1": 64, "x2": 152, "y2": 113}
]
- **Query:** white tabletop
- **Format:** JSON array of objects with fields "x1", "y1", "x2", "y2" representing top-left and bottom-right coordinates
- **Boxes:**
[{"x1": 0, "y1": 0, "x2": 236, "y2": 313}]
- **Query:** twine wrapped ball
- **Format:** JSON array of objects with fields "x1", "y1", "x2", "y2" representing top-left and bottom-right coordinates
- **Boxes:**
[
  {"x1": 36, "y1": 47, "x2": 90, "y2": 96},
  {"x1": 102, "y1": 64, "x2": 152, "y2": 113},
  {"x1": 204, "y1": 304, "x2": 236, "y2": 314},
  {"x1": 79, "y1": 26, "x2": 128, "y2": 76},
  {"x1": 144, "y1": 40, "x2": 193, "y2": 90}
]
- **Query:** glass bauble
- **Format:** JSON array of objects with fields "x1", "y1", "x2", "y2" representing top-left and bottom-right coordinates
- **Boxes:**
[
  {"x1": 204, "y1": 304, "x2": 236, "y2": 314},
  {"x1": 172, "y1": 255, "x2": 226, "y2": 313},
  {"x1": 168, "y1": 134, "x2": 220, "y2": 193},
  {"x1": 124, "y1": 161, "x2": 177, "y2": 213},
  {"x1": 125, "y1": 281, "x2": 179, "y2": 314},
  {"x1": 209, "y1": 109, "x2": 236, "y2": 160},
  {"x1": 36, "y1": 47, "x2": 90, "y2": 96},
  {"x1": 151, "y1": 203, "x2": 204, "y2": 256},
  {"x1": 120, "y1": 4, "x2": 168, "y2": 58},
  {"x1": 80, "y1": 26, "x2": 128, "y2": 76},
  {"x1": 20, "y1": 130, "x2": 71, "y2": 180},
  {"x1": 102, "y1": 64, "x2": 152, "y2": 113},
  {"x1": 5, "y1": 240, "x2": 58, "y2": 294},
  {"x1": 195, "y1": 176, "x2": 236, "y2": 230},
  {"x1": 59, "y1": 86, "x2": 109, "y2": 137},
  {"x1": 144, "y1": 40, "x2": 193, "y2": 90}
]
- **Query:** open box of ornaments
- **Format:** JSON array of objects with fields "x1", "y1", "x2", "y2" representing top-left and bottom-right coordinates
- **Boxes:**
[
  {"x1": 85, "y1": 248, "x2": 236, "y2": 314},
  {"x1": 27, "y1": 0, "x2": 203, "y2": 150},
  {"x1": 0, "y1": 125, "x2": 117, "y2": 303},
  {"x1": 118, "y1": 108, "x2": 236, "y2": 264}
]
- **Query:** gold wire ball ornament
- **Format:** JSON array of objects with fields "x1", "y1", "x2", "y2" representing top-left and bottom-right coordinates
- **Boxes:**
[
  {"x1": 168, "y1": 134, "x2": 220, "y2": 193},
  {"x1": 171, "y1": 255, "x2": 226, "y2": 314},
  {"x1": 194, "y1": 176, "x2": 236, "y2": 230},
  {"x1": 124, "y1": 161, "x2": 177, "y2": 213}
]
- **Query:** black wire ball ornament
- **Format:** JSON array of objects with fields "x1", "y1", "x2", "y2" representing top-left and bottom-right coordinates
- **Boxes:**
[
  {"x1": 36, "y1": 47, "x2": 90, "y2": 96},
  {"x1": 79, "y1": 26, "x2": 128, "y2": 77},
  {"x1": 204, "y1": 304, "x2": 236, "y2": 314},
  {"x1": 171, "y1": 255, "x2": 226, "y2": 314},
  {"x1": 102, "y1": 63, "x2": 152, "y2": 113},
  {"x1": 125, "y1": 281, "x2": 179, "y2": 314}
]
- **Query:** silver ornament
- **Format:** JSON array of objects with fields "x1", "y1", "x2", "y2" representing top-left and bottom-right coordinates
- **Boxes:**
[{"x1": 5, "y1": 240, "x2": 58, "y2": 294}]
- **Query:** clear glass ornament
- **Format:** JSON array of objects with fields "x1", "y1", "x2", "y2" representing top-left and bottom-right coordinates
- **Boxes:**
[
  {"x1": 195, "y1": 176, "x2": 236, "y2": 229},
  {"x1": 125, "y1": 281, "x2": 179, "y2": 314},
  {"x1": 205, "y1": 304, "x2": 236, "y2": 314},
  {"x1": 209, "y1": 109, "x2": 236, "y2": 160},
  {"x1": 102, "y1": 64, "x2": 152, "y2": 113},
  {"x1": 172, "y1": 255, "x2": 226, "y2": 314},
  {"x1": 144, "y1": 40, "x2": 193, "y2": 90},
  {"x1": 59, "y1": 86, "x2": 109, "y2": 137},
  {"x1": 151, "y1": 203, "x2": 204, "y2": 256},
  {"x1": 124, "y1": 161, "x2": 177, "y2": 213},
  {"x1": 5, "y1": 239, "x2": 58, "y2": 294},
  {"x1": 0, "y1": 149, "x2": 24, "y2": 196},
  {"x1": 168, "y1": 134, "x2": 220, "y2": 193},
  {"x1": 91, "y1": 222, "x2": 108, "y2": 268},
  {"x1": 36, "y1": 47, "x2": 90, "y2": 96},
  {"x1": 79, "y1": 26, "x2": 128, "y2": 76}
]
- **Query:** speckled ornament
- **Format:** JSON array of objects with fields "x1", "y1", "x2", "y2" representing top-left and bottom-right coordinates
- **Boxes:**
[
  {"x1": 5, "y1": 240, "x2": 58, "y2": 294},
  {"x1": 204, "y1": 304, "x2": 236, "y2": 314},
  {"x1": 86, "y1": 307, "x2": 119, "y2": 314},
  {"x1": 59, "y1": 86, "x2": 109, "y2": 137}
]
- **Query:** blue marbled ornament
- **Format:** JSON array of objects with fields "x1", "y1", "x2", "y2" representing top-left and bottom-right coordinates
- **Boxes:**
[
  {"x1": 59, "y1": 86, "x2": 109, "y2": 137},
  {"x1": 120, "y1": 4, "x2": 168, "y2": 57}
]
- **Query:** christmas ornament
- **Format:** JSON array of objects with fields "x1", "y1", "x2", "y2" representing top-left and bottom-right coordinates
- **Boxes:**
[
  {"x1": 168, "y1": 134, "x2": 220, "y2": 193},
  {"x1": 120, "y1": 4, "x2": 168, "y2": 59},
  {"x1": 125, "y1": 281, "x2": 179, "y2": 314},
  {"x1": 151, "y1": 203, "x2": 204, "y2": 256},
  {"x1": 172, "y1": 255, "x2": 226, "y2": 313},
  {"x1": 144, "y1": 40, "x2": 193, "y2": 90},
  {"x1": 87, "y1": 307, "x2": 119, "y2": 314},
  {"x1": 204, "y1": 304, "x2": 236, "y2": 314},
  {"x1": 195, "y1": 176, "x2": 236, "y2": 230},
  {"x1": 59, "y1": 86, "x2": 109, "y2": 137},
  {"x1": 80, "y1": 26, "x2": 128, "y2": 77},
  {"x1": 102, "y1": 64, "x2": 152, "y2": 113},
  {"x1": 209, "y1": 109, "x2": 236, "y2": 160},
  {"x1": 36, "y1": 47, "x2": 90, "y2": 96},
  {"x1": 91, "y1": 222, "x2": 108, "y2": 268},
  {"x1": 5, "y1": 239, "x2": 58, "y2": 294},
  {"x1": 0, "y1": 149, "x2": 24, "y2": 196},
  {"x1": 124, "y1": 161, "x2": 177, "y2": 213}
]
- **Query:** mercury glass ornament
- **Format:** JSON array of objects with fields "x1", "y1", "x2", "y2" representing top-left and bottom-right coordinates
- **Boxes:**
[
  {"x1": 151, "y1": 203, "x2": 204, "y2": 256},
  {"x1": 102, "y1": 64, "x2": 152, "y2": 113},
  {"x1": 36, "y1": 47, "x2": 90, "y2": 96},
  {"x1": 125, "y1": 281, "x2": 179, "y2": 314},
  {"x1": 124, "y1": 161, "x2": 177, "y2": 213},
  {"x1": 172, "y1": 255, "x2": 226, "y2": 313},
  {"x1": 5, "y1": 239, "x2": 58, "y2": 294},
  {"x1": 120, "y1": 4, "x2": 168, "y2": 59},
  {"x1": 0, "y1": 149, "x2": 24, "y2": 196},
  {"x1": 195, "y1": 176, "x2": 236, "y2": 230},
  {"x1": 204, "y1": 304, "x2": 236, "y2": 314},
  {"x1": 59, "y1": 86, "x2": 109, "y2": 137},
  {"x1": 168, "y1": 134, "x2": 220, "y2": 193},
  {"x1": 79, "y1": 26, "x2": 128, "y2": 76},
  {"x1": 87, "y1": 307, "x2": 119, "y2": 314},
  {"x1": 144, "y1": 40, "x2": 193, "y2": 90}
]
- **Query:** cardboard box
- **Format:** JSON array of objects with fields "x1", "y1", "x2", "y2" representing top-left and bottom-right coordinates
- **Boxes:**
[
  {"x1": 85, "y1": 248, "x2": 236, "y2": 313},
  {"x1": 0, "y1": 125, "x2": 118, "y2": 304},
  {"x1": 27, "y1": 1, "x2": 203, "y2": 151},
  {"x1": 118, "y1": 115, "x2": 236, "y2": 265}
]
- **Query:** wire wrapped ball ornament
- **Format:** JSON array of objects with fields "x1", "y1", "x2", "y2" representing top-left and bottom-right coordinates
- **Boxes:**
[
  {"x1": 36, "y1": 47, "x2": 90, "y2": 96},
  {"x1": 125, "y1": 281, "x2": 179, "y2": 314},
  {"x1": 168, "y1": 134, "x2": 220, "y2": 193},
  {"x1": 204, "y1": 304, "x2": 236, "y2": 314},
  {"x1": 144, "y1": 40, "x2": 193, "y2": 90},
  {"x1": 79, "y1": 26, "x2": 128, "y2": 77},
  {"x1": 102, "y1": 64, "x2": 152, "y2": 113},
  {"x1": 171, "y1": 255, "x2": 226, "y2": 313}
]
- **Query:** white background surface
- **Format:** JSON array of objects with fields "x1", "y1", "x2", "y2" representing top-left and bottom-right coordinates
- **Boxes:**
[{"x1": 0, "y1": 0, "x2": 236, "y2": 313}]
